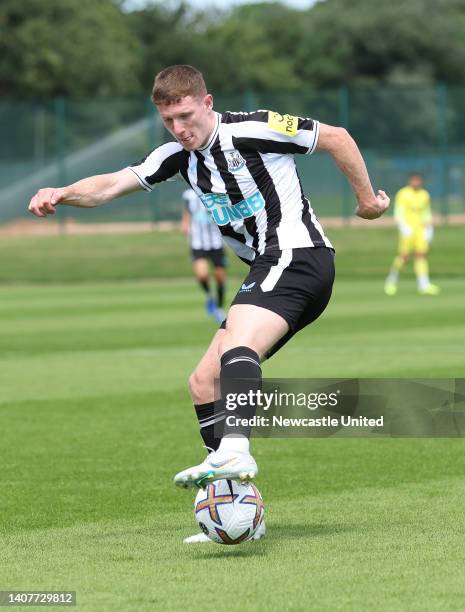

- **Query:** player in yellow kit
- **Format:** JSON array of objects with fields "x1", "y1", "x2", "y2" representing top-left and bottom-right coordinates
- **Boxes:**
[{"x1": 384, "y1": 173, "x2": 440, "y2": 296}]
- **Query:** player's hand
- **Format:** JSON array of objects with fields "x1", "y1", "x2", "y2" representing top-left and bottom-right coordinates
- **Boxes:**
[
  {"x1": 425, "y1": 225, "x2": 434, "y2": 243},
  {"x1": 28, "y1": 188, "x2": 68, "y2": 217},
  {"x1": 356, "y1": 190, "x2": 390, "y2": 220},
  {"x1": 375, "y1": 190, "x2": 390, "y2": 216}
]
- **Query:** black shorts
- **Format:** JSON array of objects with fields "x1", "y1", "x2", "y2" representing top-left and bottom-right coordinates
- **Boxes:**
[
  {"x1": 191, "y1": 248, "x2": 226, "y2": 268},
  {"x1": 221, "y1": 247, "x2": 335, "y2": 359}
]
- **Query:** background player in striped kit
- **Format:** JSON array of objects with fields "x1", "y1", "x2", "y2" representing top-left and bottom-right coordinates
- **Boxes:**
[
  {"x1": 28, "y1": 65, "x2": 390, "y2": 543},
  {"x1": 181, "y1": 188, "x2": 227, "y2": 323}
]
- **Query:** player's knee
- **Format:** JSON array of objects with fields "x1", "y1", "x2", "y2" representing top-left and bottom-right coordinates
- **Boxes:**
[
  {"x1": 415, "y1": 252, "x2": 426, "y2": 259},
  {"x1": 188, "y1": 367, "x2": 215, "y2": 403},
  {"x1": 219, "y1": 332, "x2": 252, "y2": 358}
]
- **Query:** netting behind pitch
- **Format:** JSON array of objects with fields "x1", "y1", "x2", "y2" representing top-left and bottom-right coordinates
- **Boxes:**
[{"x1": 1, "y1": 85, "x2": 464, "y2": 226}]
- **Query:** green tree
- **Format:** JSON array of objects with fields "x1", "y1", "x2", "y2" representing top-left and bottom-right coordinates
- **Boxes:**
[
  {"x1": 125, "y1": 1, "x2": 302, "y2": 96},
  {"x1": 297, "y1": 0, "x2": 465, "y2": 87},
  {"x1": 201, "y1": 3, "x2": 302, "y2": 94},
  {"x1": 0, "y1": 0, "x2": 141, "y2": 97},
  {"x1": 4, "y1": 0, "x2": 465, "y2": 98},
  {"x1": 125, "y1": 1, "x2": 205, "y2": 93}
]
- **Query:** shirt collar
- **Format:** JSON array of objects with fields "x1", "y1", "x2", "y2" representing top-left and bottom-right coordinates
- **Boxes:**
[{"x1": 197, "y1": 112, "x2": 220, "y2": 152}]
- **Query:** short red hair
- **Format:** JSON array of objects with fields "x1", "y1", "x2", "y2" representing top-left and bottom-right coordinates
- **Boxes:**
[{"x1": 151, "y1": 65, "x2": 207, "y2": 105}]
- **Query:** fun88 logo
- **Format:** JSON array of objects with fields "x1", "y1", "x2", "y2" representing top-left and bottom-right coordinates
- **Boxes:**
[{"x1": 200, "y1": 192, "x2": 265, "y2": 226}]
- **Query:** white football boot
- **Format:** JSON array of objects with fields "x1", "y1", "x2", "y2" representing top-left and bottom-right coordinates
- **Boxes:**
[
  {"x1": 174, "y1": 448, "x2": 258, "y2": 489},
  {"x1": 184, "y1": 520, "x2": 266, "y2": 544}
]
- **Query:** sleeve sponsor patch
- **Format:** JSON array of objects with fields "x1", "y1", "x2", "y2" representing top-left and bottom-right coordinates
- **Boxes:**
[{"x1": 267, "y1": 111, "x2": 299, "y2": 136}]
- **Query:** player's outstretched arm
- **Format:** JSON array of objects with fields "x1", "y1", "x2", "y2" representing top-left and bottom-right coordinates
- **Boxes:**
[
  {"x1": 28, "y1": 168, "x2": 142, "y2": 218},
  {"x1": 316, "y1": 123, "x2": 390, "y2": 220}
]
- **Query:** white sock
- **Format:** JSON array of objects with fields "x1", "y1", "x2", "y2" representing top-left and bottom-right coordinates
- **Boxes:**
[
  {"x1": 387, "y1": 271, "x2": 398, "y2": 284},
  {"x1": 417, "y1": 275, "x2": 429, "y2": 290},
  {"x1": 218, "y1": 435, "x2": 250, "y2": 454}
]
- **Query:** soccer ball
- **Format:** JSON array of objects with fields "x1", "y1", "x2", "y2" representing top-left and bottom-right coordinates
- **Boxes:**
[{"x1": 194, "y1": 479, "x2": 264, "y2": 545}]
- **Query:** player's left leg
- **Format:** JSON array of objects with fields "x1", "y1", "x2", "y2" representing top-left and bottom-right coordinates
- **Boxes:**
[
  {"x1": 213, "y1": 265, "x2": 226, "y2": 308},
  {"x1": 263, "y1": 281, "x2": 334, "y2": 360},
  {"x1": 209, "y1": 248, "x2": 227, "y2": 323},
  {"x1": 413, "y1": 231, "x2": 440, "y2": 295},
  {"x1": 214, "y1": 246, "x2": 334, "y2": 465},
  {"x1": 180, "y1": 250, "x2": 334, "y2": 540},
  {"x1": 415, "y1": 253, "x2": 440, "y2": 295},
  {"x1": 175, "y1": 304, "x2": 289, "y2": 488},
  {"x1": 215, "y1": 302, "x2": 289, "y2": 448},
  {"x1": 183, "y1": 326, "x2": 269, "y2": 543},
  {"x1": 183, "y1": 324, "x2": 270, "y2": 542},
  {"x1": 175, "y1": 247, "x2": 335, "y2": 489}
]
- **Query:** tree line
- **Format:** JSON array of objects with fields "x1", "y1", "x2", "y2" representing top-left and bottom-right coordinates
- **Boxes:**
[{"x1": 2, "y1": 0, "x2": 465, "y2": 98}]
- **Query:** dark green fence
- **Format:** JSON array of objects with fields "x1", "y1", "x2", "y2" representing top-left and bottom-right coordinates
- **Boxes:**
[{"x1": 1, "y1": 84, "x2": 464, "y2": 226}]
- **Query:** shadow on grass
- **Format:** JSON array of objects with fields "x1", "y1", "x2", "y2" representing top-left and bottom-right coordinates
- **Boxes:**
[
  {"x1": 193, "y1": 545, "x2": 268, "y2": 560},
  {"x1": 189, "y1": 522, "x2": 352, "y2": 559},
  {"x1": 270, "y1": 522, "x2": 352, "y2": 541}
]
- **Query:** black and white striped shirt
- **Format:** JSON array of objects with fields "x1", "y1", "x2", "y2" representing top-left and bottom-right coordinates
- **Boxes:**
[
  {"x1": 129, "y1": 110, "x2": 333, "y2": 263},
  {"x1": 183, "y1": 188, "x2": 224, "y2": 251}
]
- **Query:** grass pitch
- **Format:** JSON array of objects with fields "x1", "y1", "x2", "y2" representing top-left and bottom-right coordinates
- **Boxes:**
[{"x1": 1, "y1": 226, "x2": 465, "y2": 611}]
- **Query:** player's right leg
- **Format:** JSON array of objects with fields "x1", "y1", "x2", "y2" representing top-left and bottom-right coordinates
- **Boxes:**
[
  {"x1": 192, "y1": 253, "x2": 216, "y2": 316},
  {"x1": 188, "y1": 328, "x2": 225, "y2": 452},
  {"x1": 385, "y1": 235, "x2": 410, "y2": 295}
]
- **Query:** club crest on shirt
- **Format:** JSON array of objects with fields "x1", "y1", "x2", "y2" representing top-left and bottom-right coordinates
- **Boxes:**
[{"x1": 225, "y1": 150, "x2": 246, "y2": 173}]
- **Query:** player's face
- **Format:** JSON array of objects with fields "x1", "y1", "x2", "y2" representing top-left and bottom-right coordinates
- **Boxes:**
[
  {"x1": 156, "y1": 95, "x2": 215, "y2": 151},
  {"x1": 409, "y1": 175, "x2": 423, "y2": 190}
]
